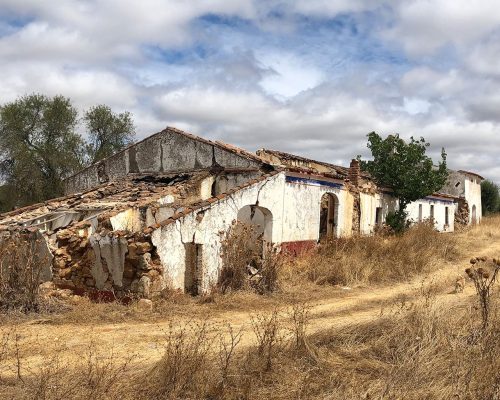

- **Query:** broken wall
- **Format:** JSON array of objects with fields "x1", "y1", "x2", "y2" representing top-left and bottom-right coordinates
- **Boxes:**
[
  {"x1": 52, "y1": 224, "x2": 164, "y2": 299},
  {"x1": 64, "y1": 128, "x2": 264, "y2": 194},
  {"x1": 0, "y1": 230, "x2": 54, "y2": 284},
  {"x1": 151, "y1": 173, "x2": 286, "y2": 292}
]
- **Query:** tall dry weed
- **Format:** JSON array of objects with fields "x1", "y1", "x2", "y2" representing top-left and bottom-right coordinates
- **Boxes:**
[
  {"x1": 219, "y1": 220, "x2": 281, "y2": 295},
  {"x1": 300, "y1": 222, "x2": 459, "y2": 287},
  {"x1": 0, "y1": 330, "x2": 137, "y2": 400},
  {"x1": 0, "y1": 233, "x2": 50, "y2": 312},
  {"x1": 148, "y1": 320, "x2": 216, "y2": 398}
]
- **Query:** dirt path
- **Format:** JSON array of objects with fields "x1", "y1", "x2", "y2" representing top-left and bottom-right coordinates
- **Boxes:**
[
  {"x1": 4, "y1": 266, "x2": 464, "y2": 369},
  {"x1": 4, "y1": 227, "x2": 500, "y2": 373}
]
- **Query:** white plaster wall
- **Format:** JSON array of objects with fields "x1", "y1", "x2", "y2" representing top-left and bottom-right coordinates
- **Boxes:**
[
  {"x1": 464, "y1": 178, "x2": 482, "y2": 223},
  {"x1": 200, "y1": 176, "x2": 215, "y2": 200},
  {"x1": 406, "y1": 198, "x2": 455, "y2": 232},
  {"x1": 280, "y1": 178, "x2": 352, "y2": 241},
  {"x1": 150, "y1": 171, "x2": 461, "y2": 293},
  {"x1": 151, "y1": 172, "x2": 354, "y2": 291},
  {"x1": 110, "y1": 208, "x2": 143, "y2": 231},
  {"x1": 360, "y1": 193, "x2": 398, "y2": 234}
]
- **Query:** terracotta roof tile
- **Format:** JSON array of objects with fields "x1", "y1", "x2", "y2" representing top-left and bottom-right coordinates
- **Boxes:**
[{"x1": 160, "y1": 218, "x2": 175, "y2": 227}]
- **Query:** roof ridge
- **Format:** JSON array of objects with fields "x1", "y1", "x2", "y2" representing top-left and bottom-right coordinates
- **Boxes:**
[
  {"x1": 457, "y1": 170, "x2": 484, "y2": 180},
  {"x1": 166, "y1": 126, "x2": 265, "y2": 164},
  {"x1": 257, "y1": 148, "x2": 349, "y2": 169},
  {"x1": 257, "y1": 148, "x2": 349, "y2": 174}
]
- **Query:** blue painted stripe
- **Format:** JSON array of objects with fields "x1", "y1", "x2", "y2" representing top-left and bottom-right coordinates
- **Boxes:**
[
  {"x1": 285, "y1": 175, "x2": 343, "y2": 189},
  {"x1": 424, "y1": 196, "x2": 455, "y2": 204}
]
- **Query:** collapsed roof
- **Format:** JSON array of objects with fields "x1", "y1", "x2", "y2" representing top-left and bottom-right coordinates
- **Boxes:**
[{"x1": 0, "y1": 172, "x2": 210, "y2": 233}]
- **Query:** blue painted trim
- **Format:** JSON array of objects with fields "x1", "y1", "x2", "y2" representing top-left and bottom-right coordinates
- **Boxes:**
[
  {"x1": 285, "y1": 175, "x2": 343, "y2": 189},
  {"x1": 424, "y1": 196, "x2": 455, "y2": 205}
]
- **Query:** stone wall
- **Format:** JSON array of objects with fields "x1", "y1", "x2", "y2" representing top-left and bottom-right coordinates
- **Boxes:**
[
  {"x1": 52, "y1": 223, "x2": 164, "y2": 299},
  {"x1": 455, "y1": 198, "x2": 469, "y2": 227}
]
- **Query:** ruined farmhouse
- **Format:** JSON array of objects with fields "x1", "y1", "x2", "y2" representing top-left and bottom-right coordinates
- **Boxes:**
[{"x1": 0, "y1": 127, "x2": 482, "y2": 298}]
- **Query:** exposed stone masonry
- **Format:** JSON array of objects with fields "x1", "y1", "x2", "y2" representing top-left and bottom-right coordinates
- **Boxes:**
[{"x1": 455, "y1": 198, "x2": 470, "y2": 227}]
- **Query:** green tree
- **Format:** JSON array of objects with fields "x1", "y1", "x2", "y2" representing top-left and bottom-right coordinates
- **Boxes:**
[
  {"x1": 83, "y1": 105, "x2": 135, "y2": 164},
  {"x1": 360, "y1": 132, "x2": 448, "y2": 232},
  {"x1": 0, "y1": 94, "x2": 84, "y2": 207},
  {"x1": 481, "y1": 179, "x2": 500, "y2": 215}
]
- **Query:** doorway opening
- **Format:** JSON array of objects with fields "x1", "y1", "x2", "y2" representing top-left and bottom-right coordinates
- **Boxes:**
[
  {"x1": 319, "y1": 193, "x2": 339, "y2": 240},
  {"x1": 184, "y1": 243, "x2": 203, "y2": 295},
  {"x1": 375, "y1": 207, "x2": 383, "y2": 226},
  {"x1": 236, "y1": 205, "x2": 273, "y2": 255}
]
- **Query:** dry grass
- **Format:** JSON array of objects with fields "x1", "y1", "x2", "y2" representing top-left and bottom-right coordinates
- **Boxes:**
[
  {"x1": 0, "y1": 217, "x2": 499, "y2": 399},
  {"x1": 0, "y1": 281, "x2": 498, "y2": 399},
  {"x1": 0, "y1": 233, "x2": 50, "y2": 312},
  {"x1": 0, "y1": 329, "x2": 140, "y2": 400},
  {"x1": 459, "y1": 214, "x2": 500, "y2": 252},
  {"x1": 285, "y1": 221, "x2": 460, "y2": 288},
  {"x1": 306, "y1": 292, "x2": 500, "y2": 399}
]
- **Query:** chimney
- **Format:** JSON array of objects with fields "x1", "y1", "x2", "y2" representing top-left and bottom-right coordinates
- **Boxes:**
[{"x1": 349, "y1": 159, "x2": 360, "y2": 187}]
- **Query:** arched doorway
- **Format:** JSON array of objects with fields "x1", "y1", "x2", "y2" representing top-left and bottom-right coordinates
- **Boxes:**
[
  {"x1": 229, "y1": 205, "x2": 271, "y2": 275},
  {"x1": 218, "y1": 205, "x2": 273, "y2": 293},
  {"x1": 319, "y1": 193, "x2": 339, "y2": 240},
  {"x1": 237, "y1": 205, "x2": 273, "y2": 245},
  {"x1": 471, "y1": 204, "x2": 477, "y2": 224}
]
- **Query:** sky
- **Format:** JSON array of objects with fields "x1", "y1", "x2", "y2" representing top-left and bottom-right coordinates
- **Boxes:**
[{"x1": 0, "y1": 0, "x2": 499, "y2": 182}]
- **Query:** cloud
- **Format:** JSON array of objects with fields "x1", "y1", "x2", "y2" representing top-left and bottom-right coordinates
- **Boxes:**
[
  {"x1": 0, "y1": 0, "x2": 500, "y2": 183},
  {"x1": 383, "y1": 0, "x2": 500, "y2": 57},
  {"x1": 258, "y1": 50, "x2": 324, "y2": 97}
]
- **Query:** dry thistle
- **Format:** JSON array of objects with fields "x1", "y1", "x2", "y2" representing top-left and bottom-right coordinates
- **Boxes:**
[{"x1": 465, "y1": 256, "x2": 500, "y2": 331}]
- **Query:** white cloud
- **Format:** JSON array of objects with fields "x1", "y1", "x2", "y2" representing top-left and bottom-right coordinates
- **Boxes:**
[
  {"x1": 257, "y1": 50, "x2": 324, "y2": 98},
  {"x1": 465, "y1": 31, "x2": 500, "y2": 77},
  {"x1": 0, "y1": 0, "x2": 257, "y2": 48},
  {"x1": 0, "y1": 0, "x2": 500, "y2": 183},
  {"x1": 383, "y1": 0, "x2": 500, "y2": 57}
]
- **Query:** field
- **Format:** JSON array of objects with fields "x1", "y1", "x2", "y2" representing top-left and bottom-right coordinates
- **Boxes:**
[{"x1": 0, "y1": 217, "x2": 499, "y2": 399}]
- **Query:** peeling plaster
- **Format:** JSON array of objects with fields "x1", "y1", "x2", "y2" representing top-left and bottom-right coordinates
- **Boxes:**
[{"x1": 90, "y1": 234, "x2": 128, "y2": 288}]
